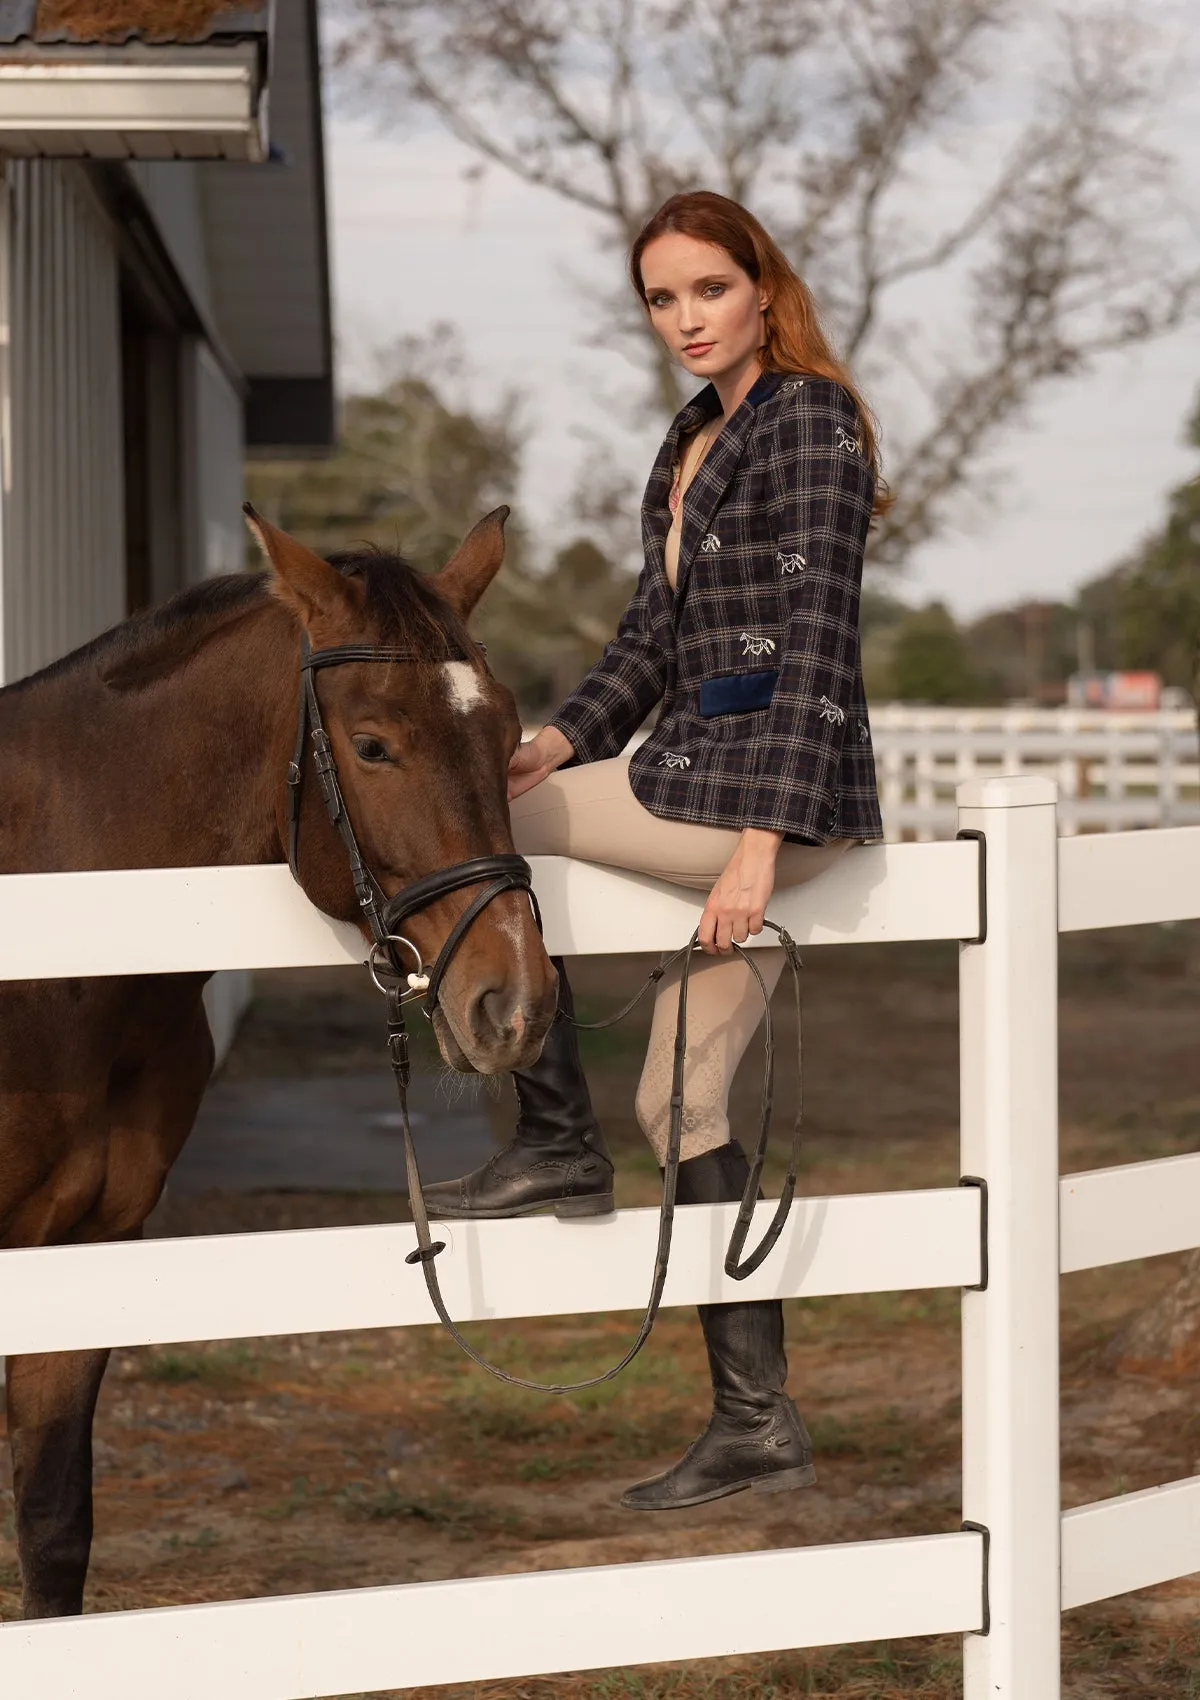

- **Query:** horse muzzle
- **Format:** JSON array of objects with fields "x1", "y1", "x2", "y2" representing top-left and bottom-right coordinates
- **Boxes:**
[{"x1": 430, "y1": 971, "x2": 556, "y2": 1074}]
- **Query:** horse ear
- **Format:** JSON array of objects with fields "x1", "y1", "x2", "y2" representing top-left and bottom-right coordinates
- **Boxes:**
[
  {"x1": 431, "y1": 506, "x2": 509, "y2": 618},
  {"x1": 243, "y1": 504, "x2": 357, "y2": 628}
]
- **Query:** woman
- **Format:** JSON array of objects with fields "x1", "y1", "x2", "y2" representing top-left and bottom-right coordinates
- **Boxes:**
[{"x1": 422, "y1": 190, "x2": 887, "y2": 1511}]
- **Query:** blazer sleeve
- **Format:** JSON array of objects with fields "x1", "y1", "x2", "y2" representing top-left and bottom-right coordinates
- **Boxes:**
[
  {"x1": 548, "y1": 563, "x2": 668, "y2": 763},
  {"x1": 744, "y1": 379, "x2": 876, "y2": 837}
]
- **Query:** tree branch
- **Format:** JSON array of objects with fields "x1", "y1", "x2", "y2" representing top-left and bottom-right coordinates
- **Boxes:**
[{"x1": 332, "y1": 0, "x2": 1200, "y2": 568}]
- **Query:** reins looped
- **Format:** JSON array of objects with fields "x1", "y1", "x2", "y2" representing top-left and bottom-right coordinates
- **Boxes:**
[
  {"x1": 397, "y1": 922, "x2": 804, "y2": 1394},
  {"x1": 285, "y1": 634, "x2": 804, "y2": 1396}
]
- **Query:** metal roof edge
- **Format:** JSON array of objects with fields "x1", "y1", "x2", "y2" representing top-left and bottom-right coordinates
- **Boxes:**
[{"x1": 0, "y1": 2, "x2": 268, "y2": 47}]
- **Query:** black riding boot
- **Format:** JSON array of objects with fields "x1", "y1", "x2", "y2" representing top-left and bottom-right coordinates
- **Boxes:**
[
  {"x1": 420, "y1": 957, "x2": 614, "y2": 1220},
  {"x1": 621, "y1": 1141, "x2": 816, "y2": 1511}
]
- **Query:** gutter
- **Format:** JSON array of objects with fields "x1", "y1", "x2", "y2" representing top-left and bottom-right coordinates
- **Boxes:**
[{"x1": 0, "y1": 47, "x2": 266, "y2": 160}]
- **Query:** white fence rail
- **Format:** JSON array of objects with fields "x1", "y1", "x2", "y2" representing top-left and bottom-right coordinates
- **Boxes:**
[
  {"x1": 0, "y1": 1534, "x2": 984, "y2": 1700},
  {"x1": 1, "y1": 775, "x2": 1199, "y2": 1698},
  {"x1": 872, "y1": 705, "x2": 1200, "y2": 839},
  {"x1": 0, "y1": 1189, "x2": 982, "y2": 1356}
]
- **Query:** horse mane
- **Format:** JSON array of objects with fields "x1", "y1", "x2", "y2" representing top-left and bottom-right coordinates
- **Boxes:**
[
  {"x1": 325, "y1": 547, "x2": 474, "y2": 658},
  {"x1": 1, "y1": 547, "x2": 472, "y2": 696}
]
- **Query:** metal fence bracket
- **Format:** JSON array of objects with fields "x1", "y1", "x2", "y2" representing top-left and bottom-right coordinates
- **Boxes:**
[
  {"x1": 961, "y1": 1520, "x2": 992, "y2": 1634},
  {"x1": 955, "y1": 828, "x2": 987, "y2": 944},
  {"x1": 958, "y1": 1175, "x2": 989, "y2": 1291}
]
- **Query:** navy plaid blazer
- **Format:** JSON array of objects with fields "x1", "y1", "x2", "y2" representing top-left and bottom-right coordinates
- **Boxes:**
[{"x1": 551, "y1": 368, "x2": 884, "y2": 844}]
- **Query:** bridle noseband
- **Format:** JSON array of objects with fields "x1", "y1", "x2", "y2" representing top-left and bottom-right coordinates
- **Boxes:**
[{"x1": 287, "y1": 636, "x2": 538, "y2": 1017}]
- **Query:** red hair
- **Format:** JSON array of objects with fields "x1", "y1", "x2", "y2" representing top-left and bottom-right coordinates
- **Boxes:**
[{"x1": 630, "y1": 191, "x2": 891, "y2": 518}]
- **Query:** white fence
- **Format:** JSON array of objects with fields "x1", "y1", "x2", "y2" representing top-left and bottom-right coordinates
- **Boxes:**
[
  {"x1": 872, "y1": 705, "x2": 1200, "y2": 839},
  {"x1": 0, "y1": 775, "x2": 1199, "y2": 1698}
]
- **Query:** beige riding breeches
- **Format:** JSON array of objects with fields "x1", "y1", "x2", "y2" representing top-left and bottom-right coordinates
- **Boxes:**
[{"x1": 510, "y1": 756, "x2": 850, "y2": 1162}]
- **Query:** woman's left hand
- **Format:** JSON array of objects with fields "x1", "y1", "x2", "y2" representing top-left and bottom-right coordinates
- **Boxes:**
[{"x1": 699, "y1": 828, "x2": 784, "y2": 954}]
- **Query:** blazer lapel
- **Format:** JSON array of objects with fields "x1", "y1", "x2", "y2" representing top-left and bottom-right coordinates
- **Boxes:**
[
  {"x1": 641, "y1": 385, "x2": 718, "y2": 643},
  {"x1": 640, "y1": 371, "x2": 787, "y2": 634},
  {"x1": 673, "y1": 369, "x2": 786, "y2": 605}
]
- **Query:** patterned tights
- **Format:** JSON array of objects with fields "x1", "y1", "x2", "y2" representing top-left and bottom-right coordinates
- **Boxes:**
[{"x1": 634, "y1": 946, "x2": 788, "y2": 1163}]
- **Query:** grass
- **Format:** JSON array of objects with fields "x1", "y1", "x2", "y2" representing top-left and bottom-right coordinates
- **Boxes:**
[
  {"x1": 162, "y1": 1526, "x2": 221, "y2": 1552},
  {"x1": 1064, "y1": 1606, "x2": 1200, "y2": 1695},
  {"x1": 254, "y1": 1467, "x2": 529, "y2": 1537},
  {"x1": 334, "y1": 1481, "x2": 531, "y2": 1540},
  {"x1": 806, "y1": 1408, "x2": 926, "y2": 1460},
  {"x1": 139, "y1": 1344, "x2": 261, "y2": 1387},
  {"x1": 259, "y1": 1474, "x2": 332, "y2": 1519},
  {"x1": 794, "y1": 1288, "x2": 962, "y2": 1336},
  {"x1": 334, "y1": 1483, "x2": 473, "y2": 1525},
  {"x1": 436, "y1": 1362, "x2": 706, "y2": 1482},
  {"x1": 419, "y1": 1319, "x2": 703, "y2": 1402},
  {"x1": 516, "y1": 1453, "x2": 604, "y2": 1481}
]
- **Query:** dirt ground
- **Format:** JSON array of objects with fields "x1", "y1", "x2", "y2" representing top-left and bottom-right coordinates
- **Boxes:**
[{"x1": 2, "y1": 926, "x2": 1200, "y2": 1697}]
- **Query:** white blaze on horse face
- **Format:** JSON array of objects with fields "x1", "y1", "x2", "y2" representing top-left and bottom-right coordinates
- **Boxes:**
[{"x1": 443, "y1": 661, "x2": 485, "y2": 714}]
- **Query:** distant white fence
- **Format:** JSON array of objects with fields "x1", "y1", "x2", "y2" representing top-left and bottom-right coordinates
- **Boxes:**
[
  {"x1": 872, "y1": 706, "x2": 1200, "y2": 839},
  {"x1": 1, "y1": 780, "x2": 1199, "y2": 1699}
]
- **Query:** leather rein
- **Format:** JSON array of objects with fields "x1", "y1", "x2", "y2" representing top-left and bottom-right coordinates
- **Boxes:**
[{"x1": 287, "y1": 637, "x2": 804, "y2": 1395}]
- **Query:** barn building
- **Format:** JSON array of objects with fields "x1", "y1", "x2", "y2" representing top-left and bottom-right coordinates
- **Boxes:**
[{"x1": 0, "y1": 0, "x2": 334, "y2": 1047}]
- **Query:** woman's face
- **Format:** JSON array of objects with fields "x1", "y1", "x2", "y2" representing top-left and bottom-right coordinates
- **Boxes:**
[{"x1": 640, "y1": 233, "x2": 769, "y2": 385}]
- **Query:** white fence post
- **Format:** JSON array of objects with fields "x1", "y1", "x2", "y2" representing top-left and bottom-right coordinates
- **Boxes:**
[{"x1": 957, "y1": 775, "x2": 1061, "y2": 1699}]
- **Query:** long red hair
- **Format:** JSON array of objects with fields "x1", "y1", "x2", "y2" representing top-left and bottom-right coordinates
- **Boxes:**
[{"x1": 630, "y1": 191, "x2": 891, "y2": 518}]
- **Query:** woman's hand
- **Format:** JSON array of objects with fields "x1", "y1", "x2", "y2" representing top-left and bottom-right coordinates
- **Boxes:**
[
  {"x1": 508, "y1": 726, "x2": 574, "y2": 802},
  {"x1": 699, "y1": 828, "x2": 784, "y2": 954}
]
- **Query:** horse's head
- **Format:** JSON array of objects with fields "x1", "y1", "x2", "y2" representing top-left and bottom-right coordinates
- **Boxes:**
[{"x1": 245, "y1": 505, "x2": 558, "y2": 1075}]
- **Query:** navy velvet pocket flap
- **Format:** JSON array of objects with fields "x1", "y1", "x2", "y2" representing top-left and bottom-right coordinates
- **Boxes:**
[{"x1": 699, "y1": 669, "x2": 779, "y2": 718}]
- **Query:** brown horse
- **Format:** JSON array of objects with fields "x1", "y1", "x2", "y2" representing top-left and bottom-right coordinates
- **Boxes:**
[{"x1": 0, "y1": 507, "x2": 557, "y2": 1618}]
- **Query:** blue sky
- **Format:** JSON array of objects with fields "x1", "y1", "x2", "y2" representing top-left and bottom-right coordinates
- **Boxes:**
[{"x1": 322, "y1": 6, "x2": 1200, "y2": 619}]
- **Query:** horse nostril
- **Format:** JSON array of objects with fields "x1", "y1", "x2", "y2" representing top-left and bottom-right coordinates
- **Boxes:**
[
  {"x1": 467, "y1": 975, "x2": 557, "y2": 1061},
  {"x1": 476, "y1": 986, "x2": 522, "y2": 1040}
]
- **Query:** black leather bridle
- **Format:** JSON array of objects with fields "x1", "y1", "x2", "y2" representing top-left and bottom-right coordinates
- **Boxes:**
[
  {"x1": 286, "y1": 636, "x2": 805, "y2": 1396},
  {"x1": 287, "y1": 637, "x2": 536, "y2": 1013}
]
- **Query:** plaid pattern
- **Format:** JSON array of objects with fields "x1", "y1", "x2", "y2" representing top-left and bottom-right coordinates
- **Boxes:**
[{"x1": 551, "y1": 369, "x2": 884, "y2": 844}]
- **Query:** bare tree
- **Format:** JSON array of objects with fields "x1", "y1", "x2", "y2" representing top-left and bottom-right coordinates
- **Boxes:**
[{"x1": 330, "y1": 0, "x2": 1199, "y2": 563}]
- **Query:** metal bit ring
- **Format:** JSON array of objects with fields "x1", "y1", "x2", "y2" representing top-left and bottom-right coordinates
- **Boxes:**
[{"x1": 367, "y1": 934, "x2": 428, "y2": 998}]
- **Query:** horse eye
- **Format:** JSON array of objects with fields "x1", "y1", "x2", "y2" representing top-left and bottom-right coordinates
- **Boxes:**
[{"x1": 352, "y1": 735, "x2": 390, "y2": 764}]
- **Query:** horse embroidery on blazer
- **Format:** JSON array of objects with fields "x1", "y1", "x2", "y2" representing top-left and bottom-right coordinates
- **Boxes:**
[
  {"x1": 835, "y1": 424, "x2": 863, "y2": 456},
  {"x1": 818, "y1": 696, "x2": 846, "y2": 726},
  {"x1": 858, "y1": 720, "x2": 870, "y2": 742},
  {"x1": 700, "y1": 533, "x2": 721, "y2": 553},
  {"x1": 659, "y1": 752, "x2": 691, "y2": 770},
  {"x1": 740, "y1": 633, "x2": 776, "y2": 659},
  {"x1": 778, "y1": 552, "x2": 806, "y2": 575}
]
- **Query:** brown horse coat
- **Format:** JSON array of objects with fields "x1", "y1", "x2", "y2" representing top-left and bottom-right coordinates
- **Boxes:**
[{"x1": 0, "y1": 509, "x2": 555, "y2": 1617}]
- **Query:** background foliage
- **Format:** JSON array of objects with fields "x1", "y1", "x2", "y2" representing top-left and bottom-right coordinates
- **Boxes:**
[
  {"x1": 247, "y1": 332, "x2": 637, "y2": 715},
  {"x1": 250, "y1": 343, "x2": 1200, "y2": 712}
]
